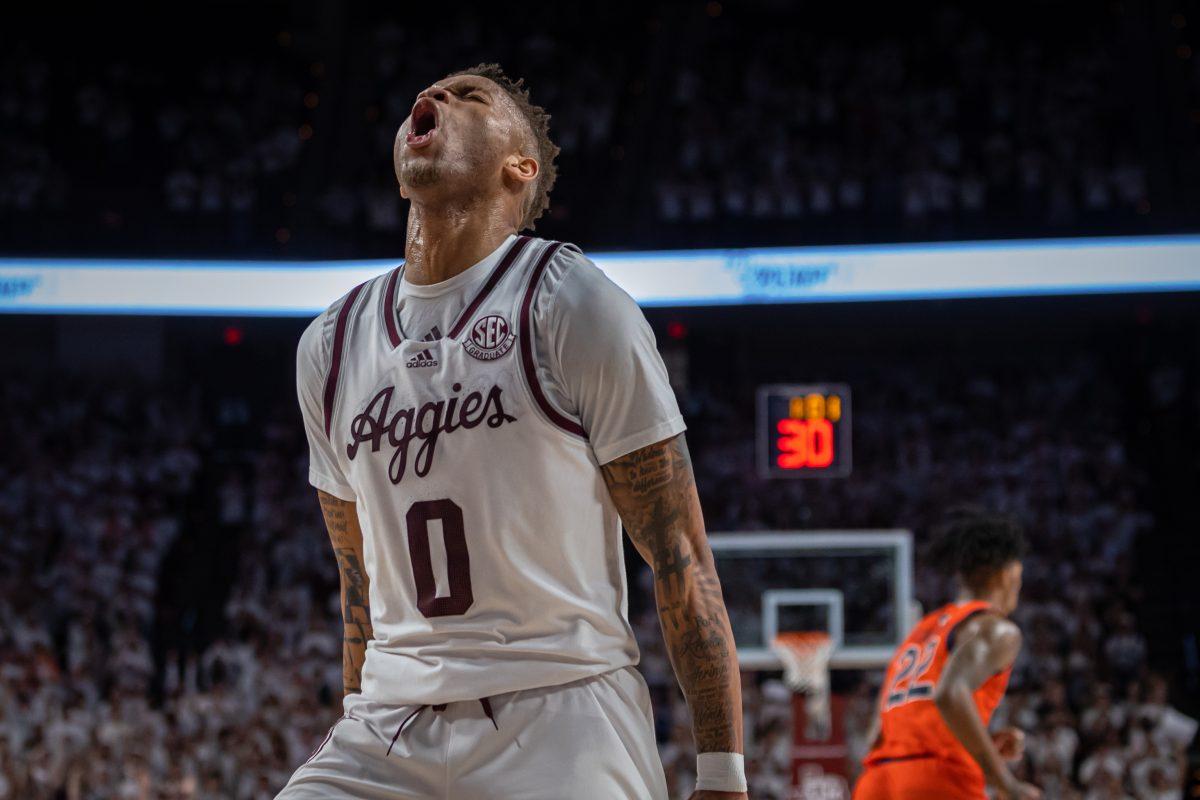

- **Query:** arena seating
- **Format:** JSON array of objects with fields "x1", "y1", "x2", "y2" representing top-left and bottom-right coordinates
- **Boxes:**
[{"x1": 1, "y1": 352, "x2": 1193, "y2": 797}]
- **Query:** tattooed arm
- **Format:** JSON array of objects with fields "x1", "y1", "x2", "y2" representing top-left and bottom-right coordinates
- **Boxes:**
[
  {"x1": 601, "y1": 434, "x2": 746, "y2": 798},
  {"x1": 317, "y1": 490, "x2": 373, "y2": 696}
]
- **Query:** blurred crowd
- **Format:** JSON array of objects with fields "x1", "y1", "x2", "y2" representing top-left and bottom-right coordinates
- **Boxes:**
[
  {"x1": 0, "y1": 350, "x2": 1194, "y2": 799},
  {"x1": 654, "y1": 7, "x2": 1150, "y2": 238},
  {"x1": 0, "y1": 40, "x2": 305, "y2": 251},
  {"x1": 5, "y1": 2, "x2": 1196, "y2": 255}
]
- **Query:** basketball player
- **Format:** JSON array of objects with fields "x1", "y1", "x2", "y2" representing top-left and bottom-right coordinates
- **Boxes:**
[
  {"x1": 854, "y1": 511, "x2": 1040, "y2": 800},
  {"x1": 277, "y1": 64, "x2": 747, "y2": 799}
]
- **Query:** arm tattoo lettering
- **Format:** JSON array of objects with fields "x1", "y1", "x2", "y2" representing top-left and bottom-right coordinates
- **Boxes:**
[
  {"x1": 318, "y1": 491, "x2": 373, "y2": 696},
  {"x1": 601, "y1": 436, "x2": 743, "y2": 754}
]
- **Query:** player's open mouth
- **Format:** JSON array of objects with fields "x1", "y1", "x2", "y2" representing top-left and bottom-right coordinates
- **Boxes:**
[{"x1": 406, "y1": 99, "x2": 438, "y2": 149}]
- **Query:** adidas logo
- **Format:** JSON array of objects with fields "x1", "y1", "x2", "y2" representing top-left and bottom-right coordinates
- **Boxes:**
[
  {"x1": 406, "y1": 349, "x2": 438, "y2": 368},
  {"x1": 405, "y1": 326, "x2": 444, "y2": 369},
  {"x1": 405, "y1": 326, "x2": 441, "y2": 368}
]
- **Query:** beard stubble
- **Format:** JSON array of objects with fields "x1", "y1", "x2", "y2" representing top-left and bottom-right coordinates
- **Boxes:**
[
  {"x1": 397, "y1": 128, "x2": 498, "y2": 196},
  {"x1": 400, "y1": 160, "x2": 441, "y2": 188}
]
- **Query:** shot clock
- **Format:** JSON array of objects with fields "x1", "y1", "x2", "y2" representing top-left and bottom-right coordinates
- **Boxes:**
[{"x1": 757, "y1": 384, "x2": 852, "y2": 478}]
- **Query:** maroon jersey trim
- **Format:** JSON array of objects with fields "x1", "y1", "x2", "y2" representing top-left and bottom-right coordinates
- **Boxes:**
[
  {"x1": 381, "y1": 266, "x2": 403, "y2": 347},
  {"x1": 446, "y1": 235, "x2": 532, "y2": 339},
  {"x1": 383, "y1": 236, "x2": 530, "y2": 346},
  {"x1": 322, "y1": 282, "x2": 366, "y2": 438},
  {"x1": 304, "y1": 714, "x2": 347, "y2": 765},
  {"x1": 944, "y1": 605, "x2": 998, "y2": 652},
  {"x1": 519, "y1": 242, "x2": 588, "y2": 439}
]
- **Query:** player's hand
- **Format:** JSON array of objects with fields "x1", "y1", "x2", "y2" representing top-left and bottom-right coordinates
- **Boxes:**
[
  {"x1": 689, "y1": 792, "x2": 748, "y2": 800},
  {"x1": 997, "y1": 775, "x2": 1041, "y2": 800},
  {"x1": 992, "y1": 727, "x2": 1026, "y2": 762}
]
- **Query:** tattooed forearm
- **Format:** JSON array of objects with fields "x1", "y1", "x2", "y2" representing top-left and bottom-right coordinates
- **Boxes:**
[
  {"x1": 601, "y1": 435, "x2": 743, "y2": 754},
  {"x1": 318, "y1": 491, "x2": 374, "y2": 696}
]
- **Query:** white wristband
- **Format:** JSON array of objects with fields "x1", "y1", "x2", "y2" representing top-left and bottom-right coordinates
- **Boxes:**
[{"x1": 695, "y1": 752, "x2": 747, "y2": 793}]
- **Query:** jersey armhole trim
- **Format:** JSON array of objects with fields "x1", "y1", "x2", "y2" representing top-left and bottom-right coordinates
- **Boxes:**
[
  {"x1": 308, "y1": 469, "x2": 356, "y2": 502},
  {"x1": 519, "y1": 241, "x2": 588, "y2": 440},
  {"x1": 944, "y1": 606, "x2": 999, "y2": 654},
  {"x1": 322, "y1": 282, "x2": 367, "y2": 438},
  {"x1": 594, "y1": 416, "x2": 687, "y2": 466},
  {"x1": 381, "y1": 266, "x2": 403, "y2": 347},
  {"x1": 447, "y1": 234, "x2": 532, "y2": 339}
]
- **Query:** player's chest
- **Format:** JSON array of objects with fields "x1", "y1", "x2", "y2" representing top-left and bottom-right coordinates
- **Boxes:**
[{"x1": 334, "y1": 328, "x2": 531, "y2": 485}]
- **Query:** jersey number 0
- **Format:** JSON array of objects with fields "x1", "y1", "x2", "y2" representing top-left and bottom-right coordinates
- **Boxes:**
[{"x1": 406, "y1": 499, "x2": 474, "y2": 617}]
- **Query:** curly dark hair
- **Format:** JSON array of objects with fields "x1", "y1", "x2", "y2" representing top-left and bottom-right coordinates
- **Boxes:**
[
  {"x1": 928, "y1": 507, "x2": 1027, "y2": 589},
  {"x1": 445, "y1": 62, "x2": 559, "y2": 231}
]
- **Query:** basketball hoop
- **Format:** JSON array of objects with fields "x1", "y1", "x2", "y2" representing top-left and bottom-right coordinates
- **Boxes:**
[{"x1": 772, "y1": 632, "x2": 834, "y2": 740}]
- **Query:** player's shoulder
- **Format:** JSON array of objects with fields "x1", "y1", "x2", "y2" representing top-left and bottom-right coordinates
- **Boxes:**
[
  {"x1": 953, "y1": 609, "x2": 1021, "y2": 650},
  {"x1": 976, "y1": 613, "x2": 1021, "y2": 641},
  {"x1": 526, "y1": 235, "x2": 595, "y2": 285},
  {"x1": 298, "y1": 270, "x2": 395, "y2": 363},
  {"x1": 525, "y1": 236, "x2": 637, "y2": 317}
]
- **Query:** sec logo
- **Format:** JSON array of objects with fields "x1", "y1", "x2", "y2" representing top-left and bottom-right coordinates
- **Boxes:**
[{"x1": 462, "y1": 314, "x2": 516, "y2": 361}]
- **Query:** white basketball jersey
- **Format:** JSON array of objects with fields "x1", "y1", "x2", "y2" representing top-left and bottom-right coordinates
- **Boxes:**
[{"x1": 306, "y1": 236, "x2": 642, "y2": 705}]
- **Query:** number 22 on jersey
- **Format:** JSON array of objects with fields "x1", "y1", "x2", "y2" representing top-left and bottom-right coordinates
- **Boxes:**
[{"x1": 885, "y1": 636, "x2": 939, "y2": 709}]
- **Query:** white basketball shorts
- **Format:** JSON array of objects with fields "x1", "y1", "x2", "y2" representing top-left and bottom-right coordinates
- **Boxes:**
[{"x1": 276, "y1": 666, "x2": 669, "y2": 799}]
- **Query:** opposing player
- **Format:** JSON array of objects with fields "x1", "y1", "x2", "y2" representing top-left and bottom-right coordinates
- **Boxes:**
[
  {"x1": 854, "y1": 510, "x2": 1040, "y2": 800},
  {"x1": 278, "y1": 64, "x2": 747, "y2": 799}
]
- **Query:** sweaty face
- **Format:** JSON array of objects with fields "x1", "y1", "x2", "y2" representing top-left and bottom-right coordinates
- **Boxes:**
[{"x1": 393, "y1": 75, "x2": 527, "y2": 197}]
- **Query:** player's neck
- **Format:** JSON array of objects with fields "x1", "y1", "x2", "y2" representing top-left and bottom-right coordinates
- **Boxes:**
[
  {"x1": 403, "y1": 199, "x2": 518, "y2": 286},
  {"x1": 957, "y1": 588, "x2": 1005, "y2": 612}
]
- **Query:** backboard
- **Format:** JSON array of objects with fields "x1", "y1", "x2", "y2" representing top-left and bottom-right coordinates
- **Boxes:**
[{"x1": 709, "y1": 531, "x2": 915, "y2": 670}]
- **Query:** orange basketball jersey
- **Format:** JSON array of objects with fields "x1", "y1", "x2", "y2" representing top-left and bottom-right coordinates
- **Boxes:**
[{"x1": 865, "y1": 601, "x2": 1012, "y2": 779}]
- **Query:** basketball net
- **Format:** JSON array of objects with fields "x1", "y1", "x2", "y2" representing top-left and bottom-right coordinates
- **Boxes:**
[{"x1": 771, "y1": 632, "x2": 834, "y2": 740}]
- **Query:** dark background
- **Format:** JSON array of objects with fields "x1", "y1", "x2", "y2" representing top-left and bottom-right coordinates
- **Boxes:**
[{"x1": 4, "y1": 1, "x2": 1199, "y2": 257}]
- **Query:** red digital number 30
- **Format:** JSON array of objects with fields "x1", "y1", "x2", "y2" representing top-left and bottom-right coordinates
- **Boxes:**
[{"x1": 776, "y1": 418, "x2": 835, "y2": 469}]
